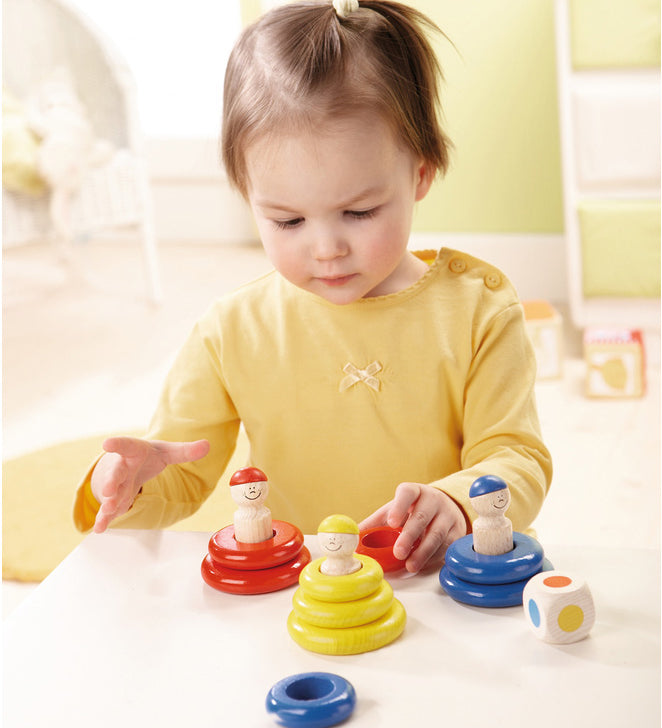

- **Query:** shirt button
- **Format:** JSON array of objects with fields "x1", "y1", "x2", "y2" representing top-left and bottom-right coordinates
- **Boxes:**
[
  {"x1": 484, "y1": 272, "x2": 502, "y2": 289},
  {"x1": 449, "y1": 257, "x2": 467, "y2": 273}
]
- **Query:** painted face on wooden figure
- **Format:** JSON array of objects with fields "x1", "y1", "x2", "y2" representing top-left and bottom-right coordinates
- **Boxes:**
[
  {"x1": 468, "y1": 475, "x2": 511, "y2": 517},
  {"x1": 318, "y1": 531, "x2": 360, "y2": 557},
  {"x1": 230, "y1": 479, "x2": 269, "y2": 507},
  {"x1": 471, "y1": 488, "x2": 511, "y2": 516}
]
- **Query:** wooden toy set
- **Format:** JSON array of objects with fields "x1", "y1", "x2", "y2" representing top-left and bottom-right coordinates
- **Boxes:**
[{"x1": 201, "y1": 467, "x2": 595, "y2": 727}]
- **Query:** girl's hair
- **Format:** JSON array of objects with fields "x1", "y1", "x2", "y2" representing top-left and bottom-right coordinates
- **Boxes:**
[{"x1": 221, "y1": 0, "x2": 452, "y2": 198}]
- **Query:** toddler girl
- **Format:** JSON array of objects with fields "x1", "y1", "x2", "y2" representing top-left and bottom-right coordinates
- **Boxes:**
[{"x1": 74, "y1": 0, "x2": 552, "y2": 573}]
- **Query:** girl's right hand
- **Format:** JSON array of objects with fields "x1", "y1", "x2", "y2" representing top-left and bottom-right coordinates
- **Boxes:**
[{"x1": 90, "y1": 436, "x2": 210, "y2": 534}]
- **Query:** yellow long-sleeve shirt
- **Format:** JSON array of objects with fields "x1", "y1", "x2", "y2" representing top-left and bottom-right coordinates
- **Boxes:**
[{"x1": 74, "y1": 248, "x2": 552, "y2": 534}]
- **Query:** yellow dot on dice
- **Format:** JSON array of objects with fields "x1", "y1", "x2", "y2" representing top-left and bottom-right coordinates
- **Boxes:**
[{"x1": 558, "y1": 604, "x2": 584, "y2": 632}]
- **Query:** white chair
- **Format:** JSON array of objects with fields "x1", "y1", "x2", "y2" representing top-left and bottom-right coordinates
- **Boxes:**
[
  {"x1": 2, "y1": 0, "x2": 162, "y2": 303},
  {"x1": 554, "y1": 0, "x2": 660, "y2": 332}
]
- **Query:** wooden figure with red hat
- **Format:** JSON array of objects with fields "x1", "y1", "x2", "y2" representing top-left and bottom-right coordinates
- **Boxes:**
[
  {"x1": 201, "y1": 467, "x2": 310, "y2": 595},
  {"x1": 229, "y1": 466, "x2": 273, "y2": 543}
]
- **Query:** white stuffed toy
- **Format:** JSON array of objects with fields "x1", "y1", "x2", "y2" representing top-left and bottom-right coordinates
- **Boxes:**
[{"x1": 27, "y1": 67, "x2": 112, "y2": 258}]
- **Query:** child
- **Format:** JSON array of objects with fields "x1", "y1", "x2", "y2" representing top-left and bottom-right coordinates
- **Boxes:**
[{"x1": 74, "y1": 0, "x2": 552, "y2": 573}]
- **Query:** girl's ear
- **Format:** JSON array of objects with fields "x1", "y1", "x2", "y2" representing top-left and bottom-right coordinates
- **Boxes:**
[{"x1": 414, "y1": 160, "x2": 435, "y2": 202}]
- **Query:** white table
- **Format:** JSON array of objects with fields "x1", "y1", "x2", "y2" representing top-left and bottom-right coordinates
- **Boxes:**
[{"x1": 3, "y1": 530, "x2": 660, "y2": 727}]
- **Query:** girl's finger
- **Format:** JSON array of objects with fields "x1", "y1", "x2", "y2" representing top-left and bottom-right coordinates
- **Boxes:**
[
  {"x1": 393, "y1": 486, "x2": 440, "y2": 558},
  {"x1": 357, "y1": 501, "x2": 393, "y2": 531},
  {"x1": 386, "y1": 482, "x2": 421, "y2": 528},
  {"x1": 157, "y1": 439, "x2": 210, "y2": 465},
  {"x1": 102, "y1": 436, "x2": 148, "y2": 458}
]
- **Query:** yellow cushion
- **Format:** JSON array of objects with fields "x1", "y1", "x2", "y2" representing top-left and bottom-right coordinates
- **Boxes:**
[
  {"x1": 2, "y1": 430, "x2": 249, "y2": 582},
  {"x1": 578, "y1": 199, "x2": 661, "y2": 297}
]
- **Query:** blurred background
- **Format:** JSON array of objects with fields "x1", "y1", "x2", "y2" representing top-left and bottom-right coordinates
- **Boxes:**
[{"x1": 2, "y1": 0, "x2": 660, "y2": 611}]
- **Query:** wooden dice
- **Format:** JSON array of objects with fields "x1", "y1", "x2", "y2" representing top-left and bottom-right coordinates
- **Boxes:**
[{"x1": 523, "y1": 571, "x2": 595, "y2": 644}]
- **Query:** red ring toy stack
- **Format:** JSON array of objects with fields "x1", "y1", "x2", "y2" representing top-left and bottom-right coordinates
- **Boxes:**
[{"x1": 201, "y1": 467, "x2": 311, "y2": 595}]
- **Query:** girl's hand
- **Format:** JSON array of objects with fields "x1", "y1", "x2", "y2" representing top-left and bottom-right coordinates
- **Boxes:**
[
  {"x1": 359, "y1": 482, "x2": 467, "y2": 573},
  {"x1": 90, "y1": 436, "x2": 210, "y2": 534}
]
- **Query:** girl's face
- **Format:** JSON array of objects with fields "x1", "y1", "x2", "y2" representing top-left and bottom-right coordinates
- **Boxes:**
[{"x1": 245, "y1": 114, "x2": 433, "y2": 305}]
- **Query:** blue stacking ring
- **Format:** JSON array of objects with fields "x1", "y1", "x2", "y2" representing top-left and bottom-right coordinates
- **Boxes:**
[
  {"x1": 440, "y1": 557, "x2": 554, "y2": 608},
  {"x1": 440, "y1": 565, "x2": 534, "y2": 607},
  {"x1": 266, "y1": 672, "x2": 357, "y2": 728},
  {"x1": 445, "y1": 532, "x2": 544, "y2": 585}
]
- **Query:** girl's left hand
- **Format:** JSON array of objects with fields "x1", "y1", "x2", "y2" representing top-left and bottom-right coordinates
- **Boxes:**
[{"x1": 358, "y1": 482, "x2": 467, "y2": 573}]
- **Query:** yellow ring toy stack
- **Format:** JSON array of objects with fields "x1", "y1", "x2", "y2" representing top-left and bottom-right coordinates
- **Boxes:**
[{"x1": 287, "y1": 515, "x2": 406, "y2": 655}]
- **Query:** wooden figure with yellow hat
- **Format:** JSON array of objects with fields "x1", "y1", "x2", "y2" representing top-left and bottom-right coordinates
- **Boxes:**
[{"x1": 288, "y1": 515, "x2": 406, "y2": 655}]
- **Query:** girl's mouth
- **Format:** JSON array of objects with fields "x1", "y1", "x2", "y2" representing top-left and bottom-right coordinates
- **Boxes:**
[{"x1": 317, "y1": 274, "x2": 356, "y2": 287}]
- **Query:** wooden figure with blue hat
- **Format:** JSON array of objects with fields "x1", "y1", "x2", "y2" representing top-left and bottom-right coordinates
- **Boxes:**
[
  {"x1": 439, "y1": 475, "x2": 552, "y2": 608},
  {"x1": 470, "y1": 474, "x2": 513, "y2": 556}
]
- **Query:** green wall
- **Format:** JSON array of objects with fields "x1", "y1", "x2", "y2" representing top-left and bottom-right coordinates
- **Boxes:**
[
  {"x1": 411, "y1": 0, "x2": 563, "y2": 233},
  {"x1": 239, "y1": 0, "x2": 565, "y2": 234}
]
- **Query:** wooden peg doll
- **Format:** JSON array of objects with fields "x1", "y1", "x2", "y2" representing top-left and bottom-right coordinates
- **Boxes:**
[
  {"x1": 229, "y1": 467, "x2": 273, "y2": 543},
  {"x1": 317, "y1": 515, "x2": 362, "y2": 576},
  {"x1": 469, "y1": 475, "x2": 513, "y2": 556}
]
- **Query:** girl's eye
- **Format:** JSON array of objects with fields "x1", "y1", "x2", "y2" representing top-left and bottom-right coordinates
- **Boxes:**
[
  {"x1": 347, "y1": 208, "x2": 378, "y2": 221},
  {"x1": 274, "y1": 217, "x2": 304, "y2": 230}
]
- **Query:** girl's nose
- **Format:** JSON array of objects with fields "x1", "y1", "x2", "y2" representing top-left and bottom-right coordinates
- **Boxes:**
[{"x1": 311, "y1": 227, "x2": 348, "y2": 260}]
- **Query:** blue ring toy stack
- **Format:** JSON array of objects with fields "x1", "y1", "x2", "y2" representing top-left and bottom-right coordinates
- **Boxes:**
[{"x1": 439, "y1": 475, "x2": 553, "y2": 607}]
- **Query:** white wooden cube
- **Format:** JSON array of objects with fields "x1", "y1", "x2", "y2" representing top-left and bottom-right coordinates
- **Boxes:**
[{"x1": 523, "y1": 571, "x2": 595, "y2": 644}]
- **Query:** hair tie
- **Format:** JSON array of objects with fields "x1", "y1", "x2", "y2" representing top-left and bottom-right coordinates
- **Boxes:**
[{"x1": 333, "y1": 0, "x2": 359, "y2": 19}]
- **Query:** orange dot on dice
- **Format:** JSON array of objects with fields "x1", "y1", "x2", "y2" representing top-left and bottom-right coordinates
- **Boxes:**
[{"x1": 543, "y1": 575, "x2": 572, "y2": 588}]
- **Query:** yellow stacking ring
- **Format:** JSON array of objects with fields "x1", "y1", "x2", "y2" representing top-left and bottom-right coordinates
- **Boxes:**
[
  {"x1": 298, "y1": 554, "x2": 383, "y2": 602},
  {"x1": 287, "y1": 598, "x2": 406, "y2": 655},
  {"x1": 291, "y1": 580, "x2": 394, "y2": 629}
]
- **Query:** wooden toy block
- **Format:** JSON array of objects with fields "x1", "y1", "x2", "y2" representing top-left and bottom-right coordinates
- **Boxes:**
[
  {"x1": 288, "y1": 515, "x2": 406, "y2": 655},
  {"x1": 440, "y1": 476, "x2": 552, "y2": 607},
  {"x1": 523, "y1": 571, "x2": 595, "y2": 644},
  {"x1": 266, "y1": 672, "x2": 356, "y2": 728},
  {"x1": 522, "y1": 300, "x2": 564, "y2": 380},
  {"x1": 200, "y1": 468, "x2": 310, "y2": 594},
  {"x1": 584, "y1": 328, "x2": 645, "y2": 398}
]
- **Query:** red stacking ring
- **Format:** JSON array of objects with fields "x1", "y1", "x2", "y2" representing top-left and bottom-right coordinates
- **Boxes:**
[
  {"x1": 356, "y1": 526, "x2": 407, "y2": 573},
  {"x1": 208, "y1": 520, "x2": 305, "y2": 570},
  {"x1": 201, "y1": 546, "x2": 310, "y2": 595}
]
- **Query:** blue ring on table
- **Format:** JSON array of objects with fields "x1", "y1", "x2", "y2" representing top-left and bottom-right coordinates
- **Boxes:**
[
  {"x1": 440, "y1": 557, "x2": 554, "y2": 608},
  {"x1": 266, "y1": 672, "x2": 356, "y2": 728},
  {"x1": 444, "y1": 532, "x2": 544, "y2": 584}
]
